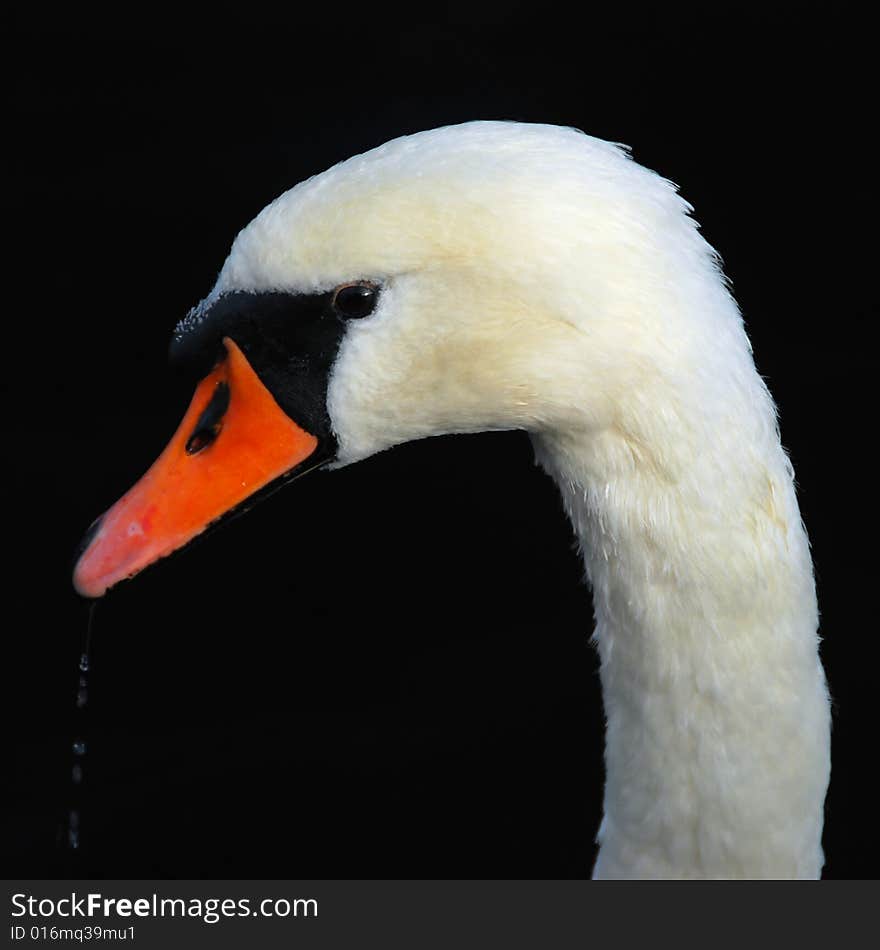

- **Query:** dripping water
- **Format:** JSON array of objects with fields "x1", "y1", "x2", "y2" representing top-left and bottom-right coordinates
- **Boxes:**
[{"x1": 63, "y1": 602, "x2": 96, "y2": 852}]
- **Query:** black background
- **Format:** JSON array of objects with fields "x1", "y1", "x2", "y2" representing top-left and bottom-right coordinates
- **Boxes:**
[{"x1": 5, "y1": 4, "x2": 875, "y2": 879}]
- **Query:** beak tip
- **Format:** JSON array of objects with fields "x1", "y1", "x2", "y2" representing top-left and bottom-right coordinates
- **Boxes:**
[
  {"x1": 72, "y1": 561, "x2": 108, "y2": 600},
  {"x1": 72, "y1": 514, "x2": 108, "y2": 598},
  {"x1": 72, "y1": 576, "x2": 103, "y2": 600}
]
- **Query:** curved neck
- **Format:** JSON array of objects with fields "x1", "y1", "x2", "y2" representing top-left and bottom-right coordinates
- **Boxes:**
[{"x1": 532, "y1": 416, "x2": 830, "y2": 878}]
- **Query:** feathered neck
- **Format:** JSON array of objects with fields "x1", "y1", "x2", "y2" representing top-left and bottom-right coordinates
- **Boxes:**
[{"x1": 531, "y1": 359, "x2": 830, "y2": 878}]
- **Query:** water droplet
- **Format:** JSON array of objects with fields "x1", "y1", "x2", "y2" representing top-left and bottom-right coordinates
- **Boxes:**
[
  {"x1": 67, "y1": 809, "x2": 80, "y2": 850},
  {"x1": 64, "y1": 602, "x2": 97, "y2": 855}
]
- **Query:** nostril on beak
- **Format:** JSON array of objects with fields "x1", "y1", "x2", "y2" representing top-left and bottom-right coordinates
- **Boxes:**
[
  {"x1": 185, "y1": 425, "x2": 222, "y2": 455},
  {"x1": 185, "y1": 381, "x2": 231, "y2": 455}
]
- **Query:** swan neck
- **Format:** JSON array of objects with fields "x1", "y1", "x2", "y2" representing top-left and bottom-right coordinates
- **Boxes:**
[{"x1": 532, "y1": 425, "x2": 830, "y2": 879}]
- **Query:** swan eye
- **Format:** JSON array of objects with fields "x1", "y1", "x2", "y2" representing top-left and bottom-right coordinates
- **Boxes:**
[{"x1": 333, "y1": 283, "x2": 378, "y2": 320}]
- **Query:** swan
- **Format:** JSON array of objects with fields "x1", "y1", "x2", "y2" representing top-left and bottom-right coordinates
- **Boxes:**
[{"x1": 72, "y1": 121, "x2": 831, "y2": 879}]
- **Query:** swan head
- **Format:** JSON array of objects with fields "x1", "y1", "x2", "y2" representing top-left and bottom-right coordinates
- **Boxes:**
[{"x1": 73, "y1": 120, "x2": 744, "y2": 597}]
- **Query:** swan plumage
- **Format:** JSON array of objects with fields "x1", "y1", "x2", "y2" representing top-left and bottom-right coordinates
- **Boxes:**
[{"x1": 76, "y1": 121, "x2": 831, "y2": 878}]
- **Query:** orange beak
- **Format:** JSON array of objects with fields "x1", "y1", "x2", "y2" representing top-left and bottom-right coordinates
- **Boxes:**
[{"x1": 73, "y1": 337, "x2": 325, "y2": 598}]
